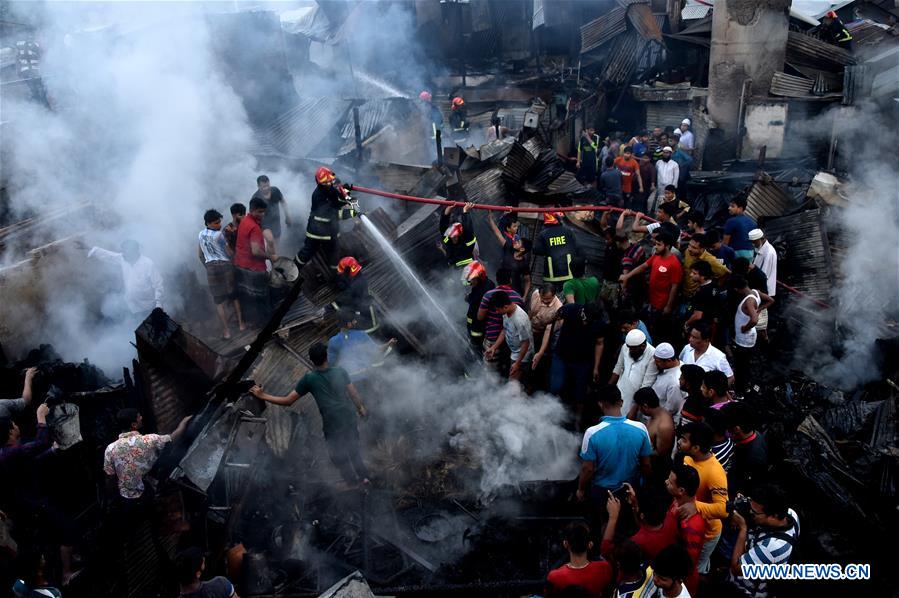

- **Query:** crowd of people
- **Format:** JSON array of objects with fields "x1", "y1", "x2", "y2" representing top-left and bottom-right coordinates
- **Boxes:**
[
  {"x1": 2, "y1": 106, "x2": 797, "y2": 596},
  {"x1": 433, "y1": 119, "x2": 796, "y2": 596}
]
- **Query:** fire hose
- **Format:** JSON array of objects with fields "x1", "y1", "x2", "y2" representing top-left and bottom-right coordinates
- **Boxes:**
[{"x1": 350, "y1": 184, "x2": 832, "y2": 309}]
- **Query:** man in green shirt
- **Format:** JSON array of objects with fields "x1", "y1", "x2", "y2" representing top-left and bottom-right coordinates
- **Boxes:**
[
  {"x1": 563, "y1": 257, "x2": 600, "y2": 305},
  {"x1": 250, "y1": 342, "x2": 370, "y2": 485}
]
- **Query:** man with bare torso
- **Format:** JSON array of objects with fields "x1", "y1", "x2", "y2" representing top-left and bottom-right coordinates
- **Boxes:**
[{"x1": 633, "y1": 387, "x2": 675, "y2": 476}]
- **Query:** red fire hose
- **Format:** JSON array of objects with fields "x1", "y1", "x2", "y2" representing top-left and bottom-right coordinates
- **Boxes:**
[{"x1": 351, "y1": 184, "x2": 832, "y2": 309}]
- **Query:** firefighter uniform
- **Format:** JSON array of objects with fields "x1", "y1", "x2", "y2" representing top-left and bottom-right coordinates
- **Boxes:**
[
  {"x1": 534, "y1": 219, "x2": 580, "y2": 285},
  {"x1": 466, "y1": 277, "x2": 494, "y2": 350},
  {"x1": 296, "y1": 182, "x2": 356, "y2": 269},
  {"x1": 333, "y1": 269, "x2": 378, "y2": 334},
  {"x1": 822, "y1": 16, "x2": 853, "y2": 50},
  {"x1": 576, "y1": 133, "x2": 600, "y2": 184},
  {"x1": 439, "y1": 210, "x2": 477, "y2": 268}
]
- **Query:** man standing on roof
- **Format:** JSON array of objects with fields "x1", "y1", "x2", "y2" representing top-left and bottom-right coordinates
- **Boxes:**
[
  {"x1": 449, "y1": 96, "x2": 469, "y2": 142},
  {"x1": 439, "y1": 202, "x2": 477, "y2": 269},
  {"x1": 252, "y1": 174, "x2": 292, "y2": 255},
  {"x1": 576, "y1": 125, "x2": 601, "y2": 187},
  {"x1": 333, "y1": 256, "x2": 378, "y2": 334},
  {"x1": 296, "y1": 167, "x2": 358, "y2": 272},
  {"x1": 88, "y1": 239, "x2": 165, "y2": 318},
  {"x1": 820, "y1": 10, "x2": 853, "y2": 50},
  {"x1": 534, "y1": 211, "x2": 580, "y2": 291}
]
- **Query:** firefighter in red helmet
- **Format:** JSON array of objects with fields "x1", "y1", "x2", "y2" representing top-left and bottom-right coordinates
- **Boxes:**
[
  {"x1": 419, "y1": 90, "x2": 444, "y2": 141},
  {"x1": 534, "y1": 210, "x2": 580, "y2": 291},
  {"x1": 296, "y1": 167, "x2": 359, "y2": 270},
  {"x1": 333, "y1": 256, "x2": 378, "y2": 333},
  {"x1": 439, "y1": 201, "x2": 477, "y2": 269},
  {"x1": 462, "y1": 261, "x2": 494, "y2": 352},
  {"x1": 449, "y1": 96, "x2": 469, "y2": 142},
  {"x1": 819, "y1": 10, "x2": 853, "y2": 50}
]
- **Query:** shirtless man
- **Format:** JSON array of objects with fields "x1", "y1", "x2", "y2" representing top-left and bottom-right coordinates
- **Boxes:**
[{"x1": 633, "y1": 387, "x2": 675, "y2": 472}]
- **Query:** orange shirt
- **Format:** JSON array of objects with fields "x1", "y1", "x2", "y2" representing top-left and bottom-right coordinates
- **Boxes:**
[
  {"x1": 683, "y1": 454, "x2": 729, "y2": 542},
  {"x1": 614, "y1": 156, "x2": 641, "y2": 194}
]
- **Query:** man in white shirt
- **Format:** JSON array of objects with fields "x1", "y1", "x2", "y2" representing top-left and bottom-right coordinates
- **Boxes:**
[
  {"x1": 678, "y1": 118, "x2": 695, "y2": 154},
  {"x1": 488, "y1": 290, "x2": 534, "y2": 383},
  {"x1": 654, "y1": 147, "x2": 679, "y2": 212},
  {"x1": 679, "y1": 322, "x2": 734, "y2": 386},
  {"x1": 749, "y1": 228, "x2": 777, "y2": 297},
  {"x1": 650, "y1": 343, "x2": 685, "y2": 423},
  {"x1": 609, "y1": 329, "x2": 656, "y2": 416},
  {"x1": 89, "y1": 240, "x2": 165, "y2": 316}
]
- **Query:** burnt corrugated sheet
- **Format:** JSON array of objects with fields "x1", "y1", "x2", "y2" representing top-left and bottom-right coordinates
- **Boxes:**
[
  {"x1": 267, "y1": 97, "x2": 351, "y2": 158},
  {"x1": 627, "y1": 3, "x2": 664, "y2": 43},
  {"x1": 366, "y1": 162, "x2": 431, "y2": 194},
  {"x1": 681, "y1": 4, "x2": 711, "y2": 20},
  {"x1": 462, "y1": 166, "x2": 507, "y2": 205},
  {"x1": 338, "y1": 99, "x2": 393, "y2": 148},
  {"x1": 601, "y1": 31, "x2": 649, "y2": 85},
  {"x1": 580, "y1": 7, "x2": 628, "y2": 54},
  {"x1": 501, "y1": 141, "x2": 537, "y2": 186},
  {"x1": 762, "y1": 208, "x2": 833, "y2": 304},
  {"x1": 771, "y1": 71, "x2": 814, "y2": 97},
  {"x1": 547, "y1": 171, "x2": 589, "y2": 196},
  {"x1": 409, "y1": 167, "x2": 448, "y2": 199},
  {"x1": 842, "y1": 64, "x2": 870, "y2": 106},
  {"x1": 141, "y1": 364, "x2": 192, "y2": 435},
  {"x1": 123, "y1": 519, "x2": 178, "y2": 597},
  {"x1": 787, "y1": 31, "x2": 858, "y2": 70},
  {"x1": 746, "y1": 178, "x2": 794, "y2": 221}
]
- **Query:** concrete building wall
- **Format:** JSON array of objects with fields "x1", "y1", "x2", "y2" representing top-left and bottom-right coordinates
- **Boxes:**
[
  {"x1": 741, "y1": 102, "x2": 788, "y2": 158},
  {"x1": 707, "y1": 0, "x2": 792, "y2": 140}
]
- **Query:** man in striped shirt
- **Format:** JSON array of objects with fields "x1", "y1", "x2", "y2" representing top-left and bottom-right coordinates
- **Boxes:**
[
  {"x1": 729, "y1": 485, "x2": 800, "y2": 597},
  {"x1": 477, "y1": 267, "x2": 523, "y2": 370}
]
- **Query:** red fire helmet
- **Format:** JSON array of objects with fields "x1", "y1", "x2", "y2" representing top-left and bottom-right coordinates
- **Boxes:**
[
  {"x1": 825, "y1": 10, "x2": 838, "y2": 18},
  {"x1": 543, "y1": 211, "x2": 563, "y2": 225},
  {"x1": 315, "y1": 166, "x2": 336, "y2": 185},
  {"x1": 462, "y1": 261, "x2": 486, "y2": 284},
  {"x1": 419, "y1": 91, "x2": 432, "y2": 102},
  {"x1": 337, "y1": 256, "x2": 362, "y2": 276},
  {"x1": 452, "y1": 97, "x2": 465, "y2": 109}
]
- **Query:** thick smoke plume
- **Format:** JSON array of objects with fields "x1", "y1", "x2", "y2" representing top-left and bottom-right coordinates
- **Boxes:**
[
  {"x1": 786, "y1": 100, "x2": 899, "y2": 389},
  {"x1": 366, "y1": 361, "x2": 580, "y2": 499}
]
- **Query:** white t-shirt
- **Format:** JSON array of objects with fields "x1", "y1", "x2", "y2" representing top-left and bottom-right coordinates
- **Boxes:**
[
  {"x1": 679, "y1": 343, "x2": 733, "y2": 378},
  {"x1": 89, "y1": 247, "x2": 165, "y2": 315},
  {"x1": 503, "y1": 305, "x2": 534, "y2": 363}
]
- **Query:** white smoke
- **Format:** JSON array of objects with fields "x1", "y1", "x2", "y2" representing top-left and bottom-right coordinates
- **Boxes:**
[
  {"x1": 785, "y1": 100, "x2": 899, "y2": 388},
  {"x1": 367, "y1": 361, "x2": 580, "y2": 499}
]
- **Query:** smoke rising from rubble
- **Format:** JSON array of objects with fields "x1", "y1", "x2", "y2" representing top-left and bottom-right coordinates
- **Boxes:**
[
  {"x1": 368, "y1": 361, "x2": 580, "y2": 499},
  {"x1": 2, "y1": 0, "x2": 441, "y2": 374},
  {"x1": 786, "y1": 101, "x2": 899, "y2": 389}
]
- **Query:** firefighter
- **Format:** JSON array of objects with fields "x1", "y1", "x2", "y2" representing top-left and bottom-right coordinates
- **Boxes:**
[
  {"x1": 419, "y1": 91, "x2": 444, "y2": 141},
  {"x1": 534, "y1": 211, "x2": 580, "y2": 290},
  {"x1": 820, "y1": 10, "x2": 853, "y2": 50},
  {"x1": 296, "y1": 167, "x2": 359, "y2": 271},
  {"x1": 333, "y1": 256, "x2": 378, "y2": 334},
  {"x1": 575, "y1": 125, "x2": 600, "y2": 186},
  {"x1": 448, "y1": 96, "x2": 469, "y2": 142},
  {"x1": 462, "y1": 261, "x2": 494, "y2": 352},
  {"x1": 439, "y1": 202, "x2": 477, "y2": 269}
]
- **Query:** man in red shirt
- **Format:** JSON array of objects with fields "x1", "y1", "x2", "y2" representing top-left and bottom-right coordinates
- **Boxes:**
[
  {"x1": 235, "y1": 197, "x2": 277, "y2": 325},
  {"x1": 546, "y1": 522, "x2": 613, "y2": 597},
  {"x1": 614, "y1": 146, "x2": 644, "y2": 212},
  {"x1": 665, "y1": 463, "x2": 705, "y2": 595},
  {"x1": 602, "y1": 485, "x2": 678, "y2": 562},
  {"x1": 619, "y1": 230, "x2": 682, "y2": 343}
]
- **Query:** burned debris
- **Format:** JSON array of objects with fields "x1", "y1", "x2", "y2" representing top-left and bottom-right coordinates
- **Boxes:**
[{"x1": 1, "y1": 0, "x2": 899, "y2": 597}]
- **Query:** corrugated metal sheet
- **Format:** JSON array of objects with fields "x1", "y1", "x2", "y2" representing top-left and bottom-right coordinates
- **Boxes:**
[
  {"x1": 746, "y1": 178, "x2": 794, "y2": 221},
  {"x1": 770, "y1": 71, "x2": 814, "y2": 97},
  {"x1": 842, "y1": 64, "x2": 870, "y2": 106},
  {"x1": 762, "y1": 208, "x2": 833, "y2": 304},
  {"x1": 601, "y1": 31, "x2": 650, "y2": 85},
  {"x1": 787, "y1": 31, "x2": 858, "y2": 70},
  {"x1": 644, "y1": 100, "x2": 690, "y2": 131},
  {"x1": 501, "y1": 141, "x2": 537, "y2": 186},
  {"x1": 366, "y1": 162, "x2": 432, "y2": 195},
  {"x1": 339, "y1": 99, "x2": 394, "y2": 146},
  {"x1": 580, "y1": 7, "x2": 628, "y2": 54},
  {"x1": 681, "y1": 4, "x2": 711, "y2": 20},
  {"x1": 462, "y1": 166, "x2": 507, "y2": 205},
  {"x1": 846, "y1": 19, "x2": 894, "y2": 46},
  {"x1": 627, "y1": 3, "x2": 664, "y2": 43},
  {"x1": 267, "y1": 97, "x2": 351, "y2": 158}
]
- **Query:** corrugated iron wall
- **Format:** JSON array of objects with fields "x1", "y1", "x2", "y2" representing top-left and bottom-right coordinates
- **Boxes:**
[{"x1": 644, "y1": 101, "x2": 691, "y2": 131}]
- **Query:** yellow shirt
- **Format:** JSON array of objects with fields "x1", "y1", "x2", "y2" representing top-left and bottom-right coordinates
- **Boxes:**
[
  {"x1": 684, "y1": 454, "x2": 729, "y2": 542},
  {"x1": 682, "y1": 250, "x2": 730, "y2": 297}
]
